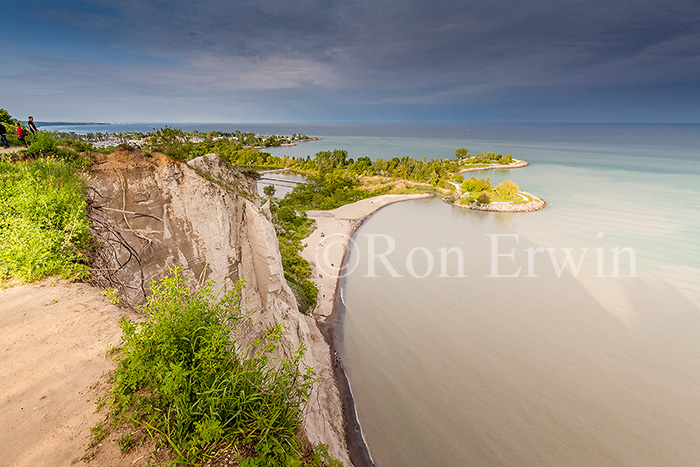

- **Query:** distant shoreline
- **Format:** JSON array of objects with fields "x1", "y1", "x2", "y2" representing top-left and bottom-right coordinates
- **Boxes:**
[{"x1": 37, "y1": 121, "x2": 110, "y2": 126}]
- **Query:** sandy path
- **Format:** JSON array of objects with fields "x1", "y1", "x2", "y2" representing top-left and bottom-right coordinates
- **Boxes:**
[
  {"x1": 0, "y1": 280, "x2": 139, "y2": 466},
  {"x1": 0, "y1": 147, "x2": 23, "y2": 155},
  {"x1": 301, "y1": 193, "x2": 432, "y2": 318}
]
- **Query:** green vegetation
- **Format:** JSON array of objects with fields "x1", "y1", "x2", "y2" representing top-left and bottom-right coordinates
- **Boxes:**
[
  {"x1": 0, "y1": 108, "x2": 15, "y2": 126},
  {"x1": 455, "y1": 147, "x2": 469, "y2": 159},
  {"x1": 103, "y1": 287, "x2": 121, "y2": 305},
  {"x1": 494, "y1": 180, "x2": 519, "y2": 200},
  {"x1": 457, "y1": 176, "x2": 525, "y2": 205},
  {"x1": 0, "y1": 111, "x2": 99, "y2": 284},
  {"x1": 461, "y1": 176, "x2": 492, "y2": 193},
  {"x1": 281, "y1": 169, "x2": 370, "y2": 211},
  {"x1": 477, "y1": 192, "x2": 491, "y2": 205},
  {"x1": 455, "y1": 148, "x2": 515, "y2": 166},
  {"x1": 0, "y1": 157, "x2": 92, "y2": 282},
  {"x1": 105, "y1": 269, "x2": 339, "y2": 465},
  {"x1": 270, "y1": 202, "x2": 318, "y2": 314},
  {"x1": 262, "y1": 184, "x2": 276, "y2": 199},
  {"x1": 1, "y1": 108, "x2": 26, "y2": 147}
]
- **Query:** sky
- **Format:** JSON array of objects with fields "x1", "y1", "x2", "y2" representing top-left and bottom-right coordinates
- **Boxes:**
[{"x1": 1, "y1": 0, "x2": 699, "y2": 123}]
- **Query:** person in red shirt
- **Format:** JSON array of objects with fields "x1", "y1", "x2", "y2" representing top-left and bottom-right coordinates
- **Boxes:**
[{"x1": 16, "y1": 122, "x2": 28, "y2": 147}]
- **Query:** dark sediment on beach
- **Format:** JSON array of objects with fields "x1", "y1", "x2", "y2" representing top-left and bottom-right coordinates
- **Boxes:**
[{"x1": 316, "y1": 216, "x2": 376, "y2": 467}]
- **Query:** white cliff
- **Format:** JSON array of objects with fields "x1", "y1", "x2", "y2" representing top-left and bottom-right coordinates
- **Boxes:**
[{"x1": 87, "y1": 149, "x2": 351, "y2": 465}]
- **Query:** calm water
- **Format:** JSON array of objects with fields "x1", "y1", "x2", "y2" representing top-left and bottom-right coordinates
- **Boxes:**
[
  {"x1": 257, "y1": 170, "x2": 307, "y2": 198},
  {"x1": 334, "y1": 125, "x2": 700, "y2": 466},
  {"x1": 53, "y1": 122, "x2": 700, "y2": 465}
]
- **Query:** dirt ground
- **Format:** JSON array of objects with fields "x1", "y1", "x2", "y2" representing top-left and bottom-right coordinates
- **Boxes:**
[{"x1": 0, "y1": 279, "x2": 143, "y2": 466}]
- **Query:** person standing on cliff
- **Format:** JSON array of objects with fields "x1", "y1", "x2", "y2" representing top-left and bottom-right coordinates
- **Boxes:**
[
  {"x1": 16, "y1": 122, "x2": 28, "y2": 147},
  {"x1": 27, "y1": 116, "x2": 38, "y2": 136},
  {"x1": 0, "y1": 123, "x2": 9, "y2": 149}
]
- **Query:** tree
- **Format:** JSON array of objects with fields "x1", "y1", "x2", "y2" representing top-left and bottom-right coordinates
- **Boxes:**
[
  {"x1": 277, "y1": 206, "x2": 297, "y2": 223},
  {"x1": 455, "y1": 148, "x2": 469, "y2": 159},
  {"x1": 150, "y1": 126, "x2": 192, "y2": 160},
  {"x1": 314, "y1": 149, "x2": 348, "y2": 173},
  {"x1": 477, "y1": 192, "x2": 491, "y2": 204},
  {"x1": 495, "y1": 180, "x2": 519, "y2": 200},
  {"x1": 263, "y1": 184, "x2": 276, "y2": 199},
  {"x1": 0, "y1": 108, "x2": 16, "y2": 126},
  {"x1": 461, "y1": 176, "x2": 491, "y2": 193}
]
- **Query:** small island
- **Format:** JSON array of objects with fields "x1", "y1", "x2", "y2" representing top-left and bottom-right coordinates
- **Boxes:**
[{"x1": 443, "y1": 176, "x2": 546, "y2": 212}]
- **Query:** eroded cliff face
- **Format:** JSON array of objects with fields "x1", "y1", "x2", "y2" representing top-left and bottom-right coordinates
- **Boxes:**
[{"x1": 87, "y1": 149, "x2": 351, "y2": 465}]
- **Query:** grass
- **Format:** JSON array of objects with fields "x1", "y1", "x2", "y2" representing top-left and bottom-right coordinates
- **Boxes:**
[
  {"x1": 0, "y1": 158, "x2": 92, "y2": 282},
  {"x1": 104, "y1": 268, "x2": 339, "y2": 465},
  {"x1": 358, "y1": 176, "x2": 432, "y2": 194},
  {"x1": 459, "y1": 190, "x2": 536, "y2": 205}
]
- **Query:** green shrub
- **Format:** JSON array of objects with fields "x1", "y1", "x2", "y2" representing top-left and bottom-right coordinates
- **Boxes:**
[
  {"x1": 103, "y1": 287, "x2": 121, "y2": 305},
  {"x1": 262, "y1": 184, "x2": 276, "y2": 198},
  {"x1": 0, "y1": 158, "x2": 92, "y2": 282},
  {"x1": 25, "y1": 132, "x2": 58, "y2": 156},
  {"x1": 477, "y1": 192, "x2": 491, "y2": 205},
  {"x1": 107, "y1": 269, "x2": 330, "y2": 465},
  {"x1": 277, "y1": 206, "x2": 298, "y2": 224}
]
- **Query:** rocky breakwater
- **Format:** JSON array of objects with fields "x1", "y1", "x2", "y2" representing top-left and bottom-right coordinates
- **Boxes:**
[{"x1": 87, "y1": 149, "x2": 351, "y2": 465}]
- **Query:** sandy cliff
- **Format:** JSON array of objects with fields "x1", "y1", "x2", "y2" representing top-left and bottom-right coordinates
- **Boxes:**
[{"x1": 86, "y1": 149, "x2": 351, "y2": 465}]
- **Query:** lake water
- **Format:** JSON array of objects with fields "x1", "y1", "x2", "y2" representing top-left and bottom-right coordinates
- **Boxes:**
[
  {"x1": 52, "y1": 122, "x2": 700, "y2": 466},
  {"x1": 331, "y1": 125, "x2": 700, "y2": 466},
  {"x1": 257, "y1": 170, "x2": 307, "y2": 198}
]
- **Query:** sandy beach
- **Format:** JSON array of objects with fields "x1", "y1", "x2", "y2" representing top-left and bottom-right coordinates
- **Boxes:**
[{"x1": 301, "y1": 193, "x2": 433, "y2": 318}]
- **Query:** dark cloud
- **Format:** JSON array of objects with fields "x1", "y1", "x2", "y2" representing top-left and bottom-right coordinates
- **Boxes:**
[{"x1": 5, "y1": 0, "x2": 700, "y2": 121}]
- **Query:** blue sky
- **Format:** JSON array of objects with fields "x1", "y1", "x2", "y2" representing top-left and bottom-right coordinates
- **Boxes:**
[{"x1": 2, "y1": 0, "x2": 699, "y2": 123}]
